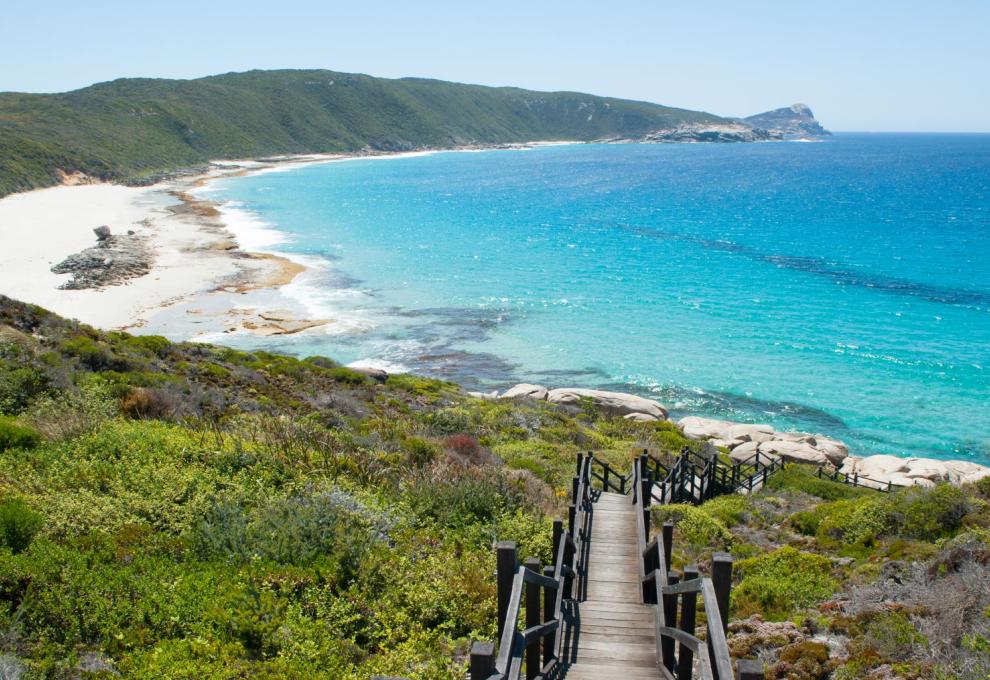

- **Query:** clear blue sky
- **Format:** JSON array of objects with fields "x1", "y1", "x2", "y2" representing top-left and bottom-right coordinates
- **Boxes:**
[{"x1": 3, "y1": 0, "x2": 988, "y2": 131}]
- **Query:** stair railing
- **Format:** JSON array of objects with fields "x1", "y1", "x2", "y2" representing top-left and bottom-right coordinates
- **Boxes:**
[{"x1": 470, "y1": 454, "x2": 593, "y2": 680}]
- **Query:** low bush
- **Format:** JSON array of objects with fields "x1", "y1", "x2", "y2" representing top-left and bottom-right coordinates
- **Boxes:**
[
  {"x1": 0, "y1": 346, "x2": 53, "y2": 414},
  {"x1": 653, "y1": 504, "x2": 734, "y2": 551},
  {"x1": 443, "y1": 434, "x2": 495, "y2": 466},
  {"x1": 700, "y1": 494, "x2": 754, "y2": 527},
  {"x1": 810, "y1": 483, "x2": 971, "y2": 548},
  {"x1": 733, "y1": 546, "x2": 838, "y2": 620},
  {"x1": 764, "y1": 464, "x2": 870, "y2": 501},
  {"x1": 404, "y1": 465, "x2": 524, "y2": 530},
  {"x1": 889, "y1": 484, "x2": 970, "y2": 540},
  {"x1": 0, "y1": 498, "x2": 44, "y2": 552},
  {"x1": 0, "y1": 415, "x2": 41, "y2": 451},
  {"x1": 857, "y1": 611, "x2": 926, "y2": 662},
  {"x1": 120, "y1": 386, "x2": 182, "y2": 420},
  {"x1": 193, "y1": 491, "x2": 383, "y2": 580},
  {"x1": 427, "y1": 408, "x2": 472, "y2": 435}
]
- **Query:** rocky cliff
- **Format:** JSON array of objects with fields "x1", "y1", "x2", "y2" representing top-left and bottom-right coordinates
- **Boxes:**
[{"x1": 743, "y1": 103, "x2": 831, "y2": 138}]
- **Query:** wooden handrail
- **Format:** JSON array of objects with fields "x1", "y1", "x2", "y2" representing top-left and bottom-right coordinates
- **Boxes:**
[
  {"x1": 474, "y1": 452, "x2": 595, "y2": 680},
  {"x1": 816, "y1": 465, "x2": 905, "y2": 492}
]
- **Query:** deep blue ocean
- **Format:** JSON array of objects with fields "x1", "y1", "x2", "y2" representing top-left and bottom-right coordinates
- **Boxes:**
[{"x1": 205, "y1": 135, "x2": 990, "y2": 462}]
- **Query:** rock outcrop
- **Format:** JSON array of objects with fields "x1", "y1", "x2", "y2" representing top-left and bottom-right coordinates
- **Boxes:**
[
  {"x1": 51, "y1": 226, "x2": 153, "y2": 290},
  {"x1": 638, "y1": 122, "x2": 778, "y2": 144},
  {"x1": 677, "y1": 416, "x2": 848, "y2": 466},
  {"x1": 743, "y1": 103, "x2": 831, "y2": 139},
  {"x1": 840, "y1": 455, "x2": 990, "y2": 489},
  {"x1": 501, "y1": 383, "x2": 549, "y2": 400},
  {"x1": 491, "y1": 383, "x2": 668, "y2": 421},
  {"x1": 546, "y1": 388, "x2": 668, "y2": 421}
]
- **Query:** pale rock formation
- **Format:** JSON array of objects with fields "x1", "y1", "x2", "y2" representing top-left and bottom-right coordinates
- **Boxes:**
[
  {"x1": 501, "y1": 383, "x2": 549, "y2": 400},
  {"x1": 729, "y1": 441, "x2": 760, "y2": 462},
  {"x1": 757, "y1": 439, "x2": 830, "y2": 466},
  {"x1": 678, "y1": 416, "x2": 738, "y2": 441},
  {"x1": 839, "y1": 455, "x2": 990, "y2": 488},
  {"x1": 624, "y1": 412, "x2": 660, "y2": 422},
  {"x1": 676, "y1": 416, "x2": 849, "y2": 466},
  {"x1": 468, "y1": 390, "x2": 499, "y2": 400},
  {"x1": 546, "y1": 388, "x2": 668, "y2": 421}
]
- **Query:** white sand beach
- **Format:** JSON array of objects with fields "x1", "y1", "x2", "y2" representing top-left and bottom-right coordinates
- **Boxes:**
[{"x1": 0, "y1": 172, "x2": 312, "y2": 334}]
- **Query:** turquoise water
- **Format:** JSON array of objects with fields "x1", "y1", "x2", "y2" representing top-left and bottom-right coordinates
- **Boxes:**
[{"x1": 206, "y1": 135, "x2": 990, "y2": 462}]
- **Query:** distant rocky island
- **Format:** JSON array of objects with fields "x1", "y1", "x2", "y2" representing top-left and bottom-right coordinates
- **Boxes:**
[
  {"x1": 743, "y1": 103, "x2": 832, "y2": 139},
  {"x1": 633, "y1": 103, "x2": 831, "y2": 143}
]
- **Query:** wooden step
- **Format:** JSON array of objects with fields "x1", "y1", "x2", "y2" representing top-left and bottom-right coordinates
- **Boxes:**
[{"x1": 562, "y1": 662, "x2": 663, "y2": 679}]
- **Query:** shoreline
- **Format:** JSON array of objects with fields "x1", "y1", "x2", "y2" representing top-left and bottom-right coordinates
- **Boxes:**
[
  {"x1": 1, "y1": 140, "x2": 985, "y2": 477},
  {"x1": 0, "y1": 141, "x2": 571, "y2": 337}
]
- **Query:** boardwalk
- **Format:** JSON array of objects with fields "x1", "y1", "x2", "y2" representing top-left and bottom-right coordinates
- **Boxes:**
[
  {"x1": 472, "y1": 451, "x2": 764, "y2": 680},
  {"x1": 563, "y1": 491, "x2": 660, "y2": 679}
]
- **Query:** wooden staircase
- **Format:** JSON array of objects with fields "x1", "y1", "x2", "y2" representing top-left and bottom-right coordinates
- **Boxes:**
[
  {"x1": 470, "y1": 453, "x2": 766, "y2": 680},
  {"x1": 563, "y1": 491, "x2": 662, "y2": 678}
]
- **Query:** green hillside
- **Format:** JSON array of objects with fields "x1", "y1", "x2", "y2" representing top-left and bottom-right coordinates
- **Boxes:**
[
  {"x1": 0, "y1": 69, "x2": 725, "y2": 196},
  {"x1": 3, "y1": 296, "x2": 990, "y2": 677}
]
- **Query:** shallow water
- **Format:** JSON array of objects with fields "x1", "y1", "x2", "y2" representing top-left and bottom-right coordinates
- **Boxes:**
[{"x1": 203, "y1": 135, "x2": 990, "y2": 462}]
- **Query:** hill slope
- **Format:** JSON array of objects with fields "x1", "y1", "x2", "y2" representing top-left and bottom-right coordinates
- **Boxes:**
[
  {"x1": 0, "y1": 69, "x2": 728, "y2": 196},
  {"x1": 2, "y1": 295, "x2": 990, "y2": 678}
]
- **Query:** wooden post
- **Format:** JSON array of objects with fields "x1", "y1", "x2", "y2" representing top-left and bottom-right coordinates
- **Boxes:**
[
  {"x1": 496, "y1": 541, "x2": 517, "y2": 640},
  {"x1": 551, "y1": 519, "x2": 563, "y2": 568},
  {"x1": 677, "y1": 566, "x2": 699, "y2": 680},
  {"x1": 524, "y1": 558, "x2": 541, "y2": 680},
  {"x1": 645, "y1": 542, "x2": 663, "y2": 604},
  {"x1": 571, "y1": 476, "x2": 580, "y2": 505},
  {"x1": 603, "y1": 464, "x2": 610, "y2": 491},
  {"x1": 661, "y1": 570, "x2": 680, "y2": 672},
  {"x1": 564, "y1": 533, "x2": 576, "y2": 599},
  {"x1": 542, "y1": 565, "x2": 555, "y2": 667},
  {"x1": 709, "y1": 552, "x2": 733, "y2": 680},
  {"x1": 470, "y1": 641, "x2": 495, "y2": 680},
  {"x1": 662, "y1": 522, "x2": 674, "y2": 573},
  {"x1": 737, "y1": 658, "x2": 765, "y2": 680},
  {"x1": 575, "y1": 452, "x2": 583, "y2": 476},
  {"x1": 711, "y1": 553, "x2": 732, "y2": 634},
  {"x1": 641, "y1": 478, "x2": 651, "y2": 541},
  {"x1": 567, "y1": 505, "x2": 576, "y2": 538}
]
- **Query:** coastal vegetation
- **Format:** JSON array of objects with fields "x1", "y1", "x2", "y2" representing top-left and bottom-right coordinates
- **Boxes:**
[
  {"x1": 0, "y1": 69, "x2": 727, "y2": 197},
  {"x1": 1, "y1": 294, "x2": 990, "y2": 678}
]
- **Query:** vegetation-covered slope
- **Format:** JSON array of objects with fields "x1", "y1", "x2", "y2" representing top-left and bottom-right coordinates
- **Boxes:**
[
  {"x1": 0, "y1": 295, "x2": 700, "y2": 678},
  {"x1": 3, "y1": 294, "x2": 990, "y2": 679},
  {"x1": 0, "y1": 69, "x2": 726, "y2": 197}
]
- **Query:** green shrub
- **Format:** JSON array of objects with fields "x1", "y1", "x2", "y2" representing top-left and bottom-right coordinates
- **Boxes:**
[
  {"x1": 0, "y1": 415, "x2": 41, "y2": 451},
  {"x1": 653, "y1": 504, "x2": 734, "y2": 550},
  {"x1": 0, "y1": 498, "x2": 44, "y2": 552},
  {"x1": 813, "y1": 484, "x2": 971, "y2": 547},
  {"x1": 60, "y1": 335, "x2": 133, "y2": 372},
  {"x1": 859, "y1": 611, "x2": 926, "y2": 661},
  {"x1": 404, "y1": 468, "x2": 522, "y2": 529},
  {"x1": 732, "y1": 546, "x2": 837, "y2": 620},
  {"x1": 817, "y1": 497, "x2": 894, "y2": 546},
  {"x1": 0, "y1": 347, "x2": 52, "y2": 414},
  {"x1": 427, "y1": 408, "x2": 472, "y2": 435},
  {"x1": 700, "y1": 494, "x2": 753, "y2": 527},
  {"x1": 889, "y1": 484, "x2": 970, "y2": 540},
  {"x1": 789, "y1": 508, "x2": 824, "y2": 535},
  {"x1": 193, "y1": 491, "x2": 381, "y2": 579},
  {"x1": 764, "y1": 464, "x2": 870, "y2": 500}
]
